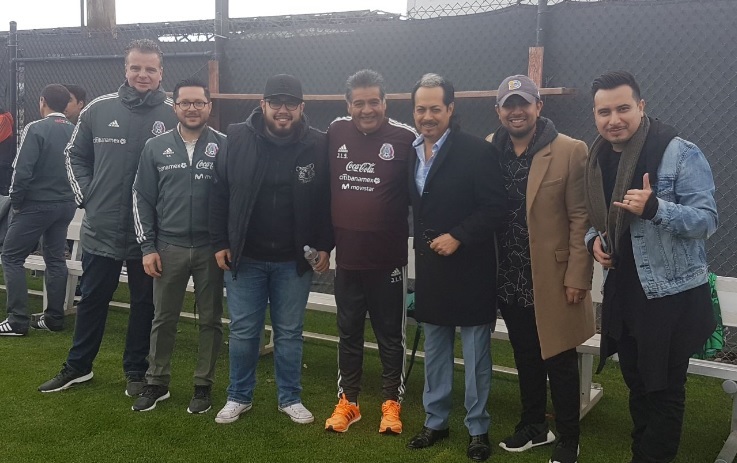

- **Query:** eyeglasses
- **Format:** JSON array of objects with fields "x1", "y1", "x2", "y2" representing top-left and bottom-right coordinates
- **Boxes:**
[
  {"x1": 267, "y1": 99, "x2": 301, "y2": 111},
  {"x1": 422, "y1": 229, "x2": 442, "y2": 246},
  {"x1": 175, "y1": 101, "x2": 209, "y2": 110}
]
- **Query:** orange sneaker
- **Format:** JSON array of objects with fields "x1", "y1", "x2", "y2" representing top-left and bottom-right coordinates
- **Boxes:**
[
  {"x1": 325, "y1": 394, "x2": 361, "y2": 432},
  {"x1": 379, "y1": 399, "x2": 402, "y2": 434}
]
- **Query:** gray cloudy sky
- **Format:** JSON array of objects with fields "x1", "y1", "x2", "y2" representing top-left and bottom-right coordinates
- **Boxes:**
[{"x1": 1, "y1": 0, "x2": 407, "y2": 31}]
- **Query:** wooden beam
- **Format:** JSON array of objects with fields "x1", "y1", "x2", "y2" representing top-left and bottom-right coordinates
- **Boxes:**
[
  {"x1": 87, "y1": 0, "x2": 116, "y2": 30},
  {"x1": 208, "y1": 87, "x2": 575, "y2": 102},
  {"x1": 528, "y1": 46, "x2": 545, "y2": 88}
]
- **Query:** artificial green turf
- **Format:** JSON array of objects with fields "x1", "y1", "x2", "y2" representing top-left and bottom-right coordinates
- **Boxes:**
[{"x1": 0, "y1": 273, "x2": 732, "y2": 462}]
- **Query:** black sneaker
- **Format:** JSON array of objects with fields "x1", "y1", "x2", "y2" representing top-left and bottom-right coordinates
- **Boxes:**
[
  {"x1": 125, "y1": 375, "x2": 146, "y2": 397},
  {"x1": 30, "y1": 316, "x2": 63, "y2": 332},
  {"x1": 187, "y1": 385, "x2": 212, "y2": 414},
  {"x1": 38, "y1": 363, "x2": 93, "y2": 392},
  {"x1": 549, "y1": 439, "x2": 579, "y2": 463},
  {"x1": 132, "y1": 385, "x2": 170, "y2": 412},
  {"x1": 0, "y1": 318, "x2": 27, "y2": 336},
  {"x1": 499, "y1": 422, "x2": 555, "y2": 452}
]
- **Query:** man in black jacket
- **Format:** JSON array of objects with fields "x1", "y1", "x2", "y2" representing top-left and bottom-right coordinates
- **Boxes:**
[
  {"x1": 405, "y1": 74, "x2": 506, "y2": 462},
  {"x1": 131, "y1": 78, "x2": 225, "y2": 414},
  {"x1": 209, "y1": 74, "x2": 332, "y2": 425},
  {"x1": 39, "y1": 39, "x2": 177, "y2": 394},
  {"x1": 0, "y1": 84, "x2": 76, "y2": 336}
]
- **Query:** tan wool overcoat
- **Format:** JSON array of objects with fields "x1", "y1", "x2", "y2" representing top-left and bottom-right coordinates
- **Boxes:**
[{"x1": 524, "y1": 133, "x2": 596, "y2": 359}]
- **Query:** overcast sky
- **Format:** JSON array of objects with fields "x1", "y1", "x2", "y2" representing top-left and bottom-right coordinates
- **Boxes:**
[{"x1": 0, "y1": 0, "x2": 408, "y2": 31}]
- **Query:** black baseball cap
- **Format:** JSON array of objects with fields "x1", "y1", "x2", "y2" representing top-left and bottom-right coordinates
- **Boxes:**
[{"x1": 263, "y1": 74, "x2": 303, "y2": 101}]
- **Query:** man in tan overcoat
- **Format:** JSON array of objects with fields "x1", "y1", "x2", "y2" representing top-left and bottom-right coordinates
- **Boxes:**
[{"x1": 487, "y1": 75, "x2": 594, "y2": 463}]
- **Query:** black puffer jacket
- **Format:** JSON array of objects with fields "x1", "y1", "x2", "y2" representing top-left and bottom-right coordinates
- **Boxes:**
[{"x1": 209, "y1": 107, "x2": 332, "y2": 277}]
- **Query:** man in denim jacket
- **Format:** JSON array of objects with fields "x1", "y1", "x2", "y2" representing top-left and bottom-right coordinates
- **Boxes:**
[{"x1": 584, "y1": 71, "x2": 718, "y2": 463}]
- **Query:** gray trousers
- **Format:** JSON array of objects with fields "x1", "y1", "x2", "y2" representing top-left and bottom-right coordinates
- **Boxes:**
[
  {"x1": 2, "y1": 201, "x2": 76, "y2": 331},
  {"x1": 146, "y1": 241, "x2": 224, "y2": 387}
]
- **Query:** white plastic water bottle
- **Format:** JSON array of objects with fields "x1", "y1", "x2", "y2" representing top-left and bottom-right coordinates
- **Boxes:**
[{"x1": 303, "y1": 245, "x2": 319, "y2": 268}]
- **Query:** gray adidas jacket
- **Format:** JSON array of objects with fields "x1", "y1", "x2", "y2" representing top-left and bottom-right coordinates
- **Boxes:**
[
  {"x1": 66, "y1": 83, "x2": 177, "y2": 260},
  {"x1": 10, "y1": 112, "x2": 74, "y2": 210},
  {"x1": 133, "y1": 125, "x2": 226, "y2": 256}
]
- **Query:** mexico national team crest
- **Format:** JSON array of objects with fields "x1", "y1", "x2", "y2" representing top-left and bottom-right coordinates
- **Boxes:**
[
  {"x1": 152, "y1": 121, "x2": 166, "y2": 136},
  {"x1": 378, "y1": 143, "x2": 394, "y2": 161},
  {"x1": 296, "y1": 163, "x2": 315, "y2": 184},
  {"x1": 204, "y1": 143, "x2": 218, "y2": 157}
]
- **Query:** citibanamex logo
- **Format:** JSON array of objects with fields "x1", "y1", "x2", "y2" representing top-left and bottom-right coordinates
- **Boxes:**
[{"x1": 345, "y1": 161, "x2": 375, "y2": 174}]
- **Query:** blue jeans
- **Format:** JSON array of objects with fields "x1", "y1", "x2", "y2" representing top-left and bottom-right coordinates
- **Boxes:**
[
  {"x1": 225, "y1": 258, "x2": 312, "y2": 407},
  {"x1": 2, "y1": 201, "x2": 76, "y2": 330}
]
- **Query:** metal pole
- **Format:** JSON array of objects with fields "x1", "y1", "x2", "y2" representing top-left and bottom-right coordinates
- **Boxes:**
[
  {"x1": 214, "y1": 0, "x2": 229, "y2": 61},
  {"x1": 8, "y1": 22, "x2": 18, "y2": 145},
  {"x1": 80, "y1": 0, "x2": 85, "y2": 27},
  {"x1": 536, "y1": 0, "x2": 549, "y2": 47}
]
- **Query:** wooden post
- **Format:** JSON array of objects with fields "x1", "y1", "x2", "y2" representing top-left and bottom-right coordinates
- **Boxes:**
[
  {"x1": 87, "y1": 0, "x2": 116, "y2": 30},
  {"x1": 528, "y1": 46, "x2": 544, "y2": 88},
  {"x1": 209, "y1": 61, "x2": 221, "y2": 131}
]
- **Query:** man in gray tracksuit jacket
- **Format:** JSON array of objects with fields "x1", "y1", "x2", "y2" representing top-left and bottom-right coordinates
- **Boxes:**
[
  {"x1": 39, "y1": 39, "x2": 177, "y2": 395},
  {"x1": 1, "y1": 84, "x2": 76, "y2": 336},
  {"x1": 130, "y1": 78, "x2": 226, "y2": 414}
]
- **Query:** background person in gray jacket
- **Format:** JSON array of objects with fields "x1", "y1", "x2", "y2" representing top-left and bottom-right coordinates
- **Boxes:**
[
  {"x1": 0, "y1": 84, "x2": 76, "y2": 336},
  {"x1": 131, "y1": 78, "x2": 225, "y2": 414},
  {"x1": 38, "y1": 39, "x2": 177, "y2": 395}
]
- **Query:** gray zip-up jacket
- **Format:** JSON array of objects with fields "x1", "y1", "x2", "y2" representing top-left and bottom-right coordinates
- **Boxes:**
[
  {"x1": 65, "y1": 83, "x2": 177, "y2": 260},
  {"x1": 133, "y1": 125, "x2": 226, "y2": 256},
  {"x1": 10, "y1": 112, "x2": 74, "y2": 210}
]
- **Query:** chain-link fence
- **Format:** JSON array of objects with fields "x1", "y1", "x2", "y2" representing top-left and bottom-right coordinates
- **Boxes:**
[
  {"x1": 3, "y1": 0, "x2": 736, "y2": 278},
  {"x1": 7, "y1": 22, "x2": 213, "y2": 129}
]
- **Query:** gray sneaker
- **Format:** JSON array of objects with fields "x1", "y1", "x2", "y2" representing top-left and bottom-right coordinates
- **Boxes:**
[
  {"x1": 187, "y1": 385, "x2": 212, "y2": 414},
  {"x1": 132, "y1": 385, "x2": 170, "y2": 412},
  {"x1": 125, "y1": 376, "x2": 146, "y2": 398}
]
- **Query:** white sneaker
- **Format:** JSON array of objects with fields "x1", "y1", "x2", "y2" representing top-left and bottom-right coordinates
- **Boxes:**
[
  {"x1": 278, "y1": 402, "x2": 314, "y2": 424},
  {"x1": 214, "y1": 400, "x2": 252, "y2": 424}
]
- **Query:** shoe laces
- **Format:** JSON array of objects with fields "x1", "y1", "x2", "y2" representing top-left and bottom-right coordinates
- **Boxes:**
[
  {"x1": 193, "y1": 386, "x2": 211, "y2": 400},
  {"x1": 332, "y1": 396, "x2": 357, "y2": 417},
  {"x1": 222, "y1": 401, "x2": 243, "y2": 413},
  {"x1": 382, "y1": 400, "x2": 400, "y2": 419},
  {"x1": 141, "y1": 385, "x2": 165, "y2": 398}
]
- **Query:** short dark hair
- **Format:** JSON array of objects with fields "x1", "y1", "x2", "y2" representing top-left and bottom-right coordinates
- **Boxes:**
[
  {"x1": 345, "y1": 69, "x2": 385, "y2": 102},
  {"x1": 63, "y1": 84, "x2": 87, "y2": 106},
  {"x1": 173, "y1": 77, "x2": 210, "y2": 102},
  {"x1": 41, "y1": 84, "x2": 71, "y2": 113},
  {"x1": 411, "y1": 73, "x2": 455, "y2": 108},
  {"x1": 124, "y1": 39, "x2": 163, "y2": 67},
  {"x1": 591, "y1": 71, "x2": 641, "y2": 101}
]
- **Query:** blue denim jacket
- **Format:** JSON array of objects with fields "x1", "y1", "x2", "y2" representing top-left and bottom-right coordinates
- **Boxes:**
[{"x1": 586, "y1": 137, "x2": 718, "y2": 299}]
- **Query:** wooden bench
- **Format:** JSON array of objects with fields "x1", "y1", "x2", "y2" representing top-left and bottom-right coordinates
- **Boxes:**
[{"x1": 0, "y1": 208, "x2": 85, "y2": 314}]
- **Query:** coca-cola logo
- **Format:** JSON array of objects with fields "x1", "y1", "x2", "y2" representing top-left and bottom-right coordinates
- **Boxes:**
[
  {"x1": 196, "y1": 160, "x2": 214, "y2": 170},
  {"x1": 345, "y1": 161, "x2": 375, "y2": 174}
]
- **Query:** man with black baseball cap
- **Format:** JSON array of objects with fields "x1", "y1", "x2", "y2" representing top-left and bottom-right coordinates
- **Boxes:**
[
  {"x1": 209, "y1": 74, "x2": 332, "y2": 425},
  {"x1": 488, "y1": 74, "x2": 594, "y2": 463}
]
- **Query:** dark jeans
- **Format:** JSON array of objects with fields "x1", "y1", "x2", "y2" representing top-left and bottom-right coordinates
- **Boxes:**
[
  {"x1": 2, "y1": 201, "x2": 76, "y2": 330},
  {"x1": 65, "y1": 253, "x2": 154, "y2": 377},
  {"x1": 618, "y1": 330, "x2": 689, "y2": 463},
  {"x1": 499, "y1": 302, "x2": 580, "y2": 442}
]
